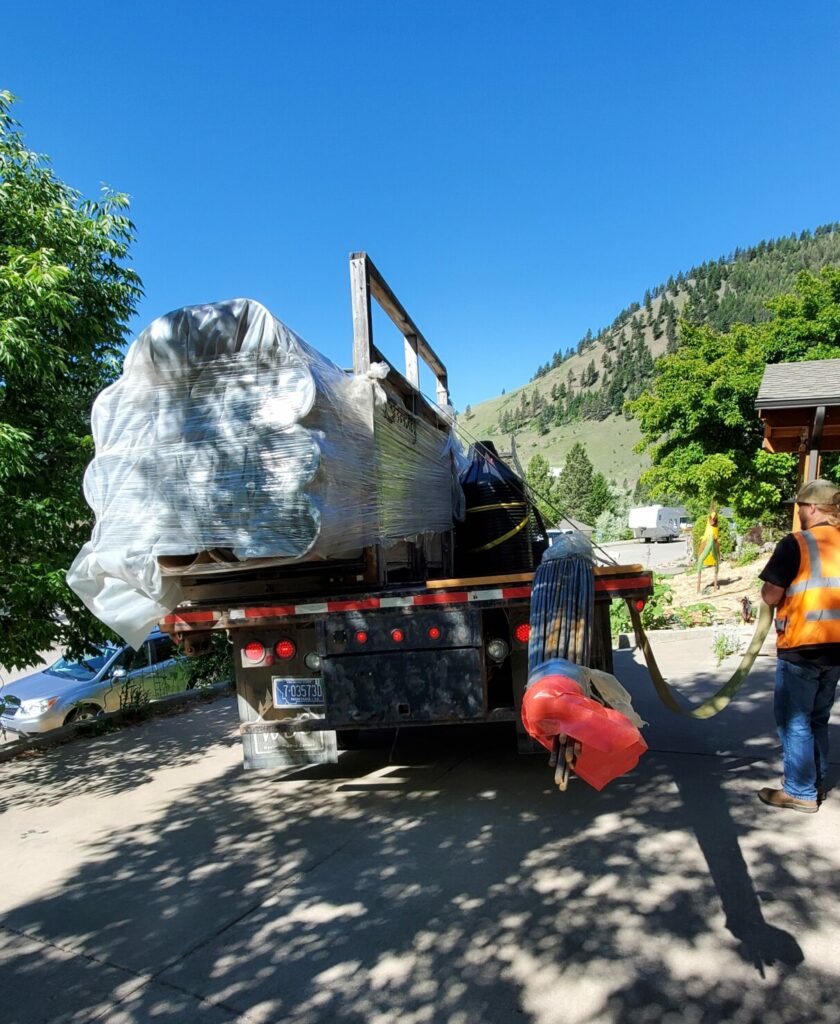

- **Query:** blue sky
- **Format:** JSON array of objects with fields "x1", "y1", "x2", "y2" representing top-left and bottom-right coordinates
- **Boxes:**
[{"x1": 4, "y1": 2, "x2": 840, "y2": 409}]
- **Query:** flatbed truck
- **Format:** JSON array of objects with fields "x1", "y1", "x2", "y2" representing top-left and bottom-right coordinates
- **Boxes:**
[{"x1": 160, "y1": 255, "x2": 653, "y2": 769}]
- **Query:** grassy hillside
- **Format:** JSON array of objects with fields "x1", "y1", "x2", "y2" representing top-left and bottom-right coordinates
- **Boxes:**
[
  {"x1": 457, "y1": 409, "x2": 647, "y2": 487},
  {"x1": 460, "y1": 223, "x2": 840, "y2": 486}
]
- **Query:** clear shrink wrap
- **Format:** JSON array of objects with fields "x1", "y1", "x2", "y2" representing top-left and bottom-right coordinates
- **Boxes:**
[{"x1": 68, "y1": 299, "x2": 462, "y2": 648}]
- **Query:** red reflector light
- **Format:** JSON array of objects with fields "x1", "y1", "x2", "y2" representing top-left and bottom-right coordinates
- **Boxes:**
[
  {"x1": 428, "y1": 626, "x2": 441, "y2": 640},
  {"x1": 244, "y1": 641, "x2": 266, "y2": 663},
  {"x1": 391, "y1": 628, "x2": 405, "y2": 643},
  {"x1": 355, "y1": 630, "x2": 368, "y2": 644},
  {"x1": 274, "y1": 639, "x2": 296, "y2": 660},
  {"x1": 514, "y1": 623, "x2": 531, "y2": 644},
  {"x1": 635, "y1": 599, "x2": 646, "y2": 612}
]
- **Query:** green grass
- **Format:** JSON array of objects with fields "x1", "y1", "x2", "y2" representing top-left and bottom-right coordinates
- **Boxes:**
[{"x1": 457, "y1": 408, "x2": 648, "y2": 488}]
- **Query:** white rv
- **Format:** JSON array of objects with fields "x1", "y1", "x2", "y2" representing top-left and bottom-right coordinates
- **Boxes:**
[{"x1": 628, "y1": 505, "x2": 688, "y2": 543}]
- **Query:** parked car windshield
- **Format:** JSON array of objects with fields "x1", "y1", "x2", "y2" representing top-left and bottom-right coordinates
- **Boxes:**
[{"x1": 46, "y1": 645, "x2": 121, "y2": 682}]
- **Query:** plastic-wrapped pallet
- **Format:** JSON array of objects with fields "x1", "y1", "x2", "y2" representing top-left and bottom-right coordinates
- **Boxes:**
[{"x1": 68, "y1": 298, "x2": 461, "y2": 648}]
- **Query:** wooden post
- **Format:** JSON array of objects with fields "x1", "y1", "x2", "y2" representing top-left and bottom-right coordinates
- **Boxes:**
[
  {"x1": 793, "y1": 450, "x2": 822, "y2": 530},
  {"x1": 404, "y1": 333, "x2": 419, "y2": 389},
  {"x1": 350, "y1": 254, "x2": 373, "y2": 375}
]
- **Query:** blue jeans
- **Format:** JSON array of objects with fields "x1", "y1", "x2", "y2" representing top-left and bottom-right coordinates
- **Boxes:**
[{"x1": 774, "y1": 658, "x2": 840, "y2": 801}]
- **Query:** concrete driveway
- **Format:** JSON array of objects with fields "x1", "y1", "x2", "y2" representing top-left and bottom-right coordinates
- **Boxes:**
[{"x1": 1, "y1": 632, "x2": 838, "y2": 1024}]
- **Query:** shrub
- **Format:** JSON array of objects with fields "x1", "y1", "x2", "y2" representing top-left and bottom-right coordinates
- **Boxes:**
[
  {"x1": 733, "y1": 542, "x2": 761, "y2": 566},
  {"x1": 183, "y1": 633, "x2": 234, "y2": 690},
  {"x1": 675, "y1": 602, "x2": 716, "y2": 628},
  {"x1": 609, "y1": 575, "x2": 675, "y2": 634},
  {"x1": 712, "y1": 624, "x2": 744, "y2": 664}
]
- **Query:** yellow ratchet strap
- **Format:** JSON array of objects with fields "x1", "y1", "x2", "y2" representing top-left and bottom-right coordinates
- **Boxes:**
[
  {"x1": 466, "y1": 502, "x2": 527, "y2": 514},
  {"x1": 468, "y1": 515, "x2": 530, "y2": 552},
  {"x1": 629, "y1": 600, "x2": 772, "y2": 719}
]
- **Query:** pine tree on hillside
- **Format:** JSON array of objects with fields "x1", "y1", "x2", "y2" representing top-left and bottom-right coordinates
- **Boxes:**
[
  {"x1": 537, "y1": 407, "x2": 552, "y2": 436},
  {"x1": 665, "y1": 311, "x2": 678, "y2": 352},
  {"x1": 587, "y1": 472, "x2": 614, "y2": 521},
  {"x1": 525, "y1": 454, "x2": 560, "y2": 526},
  {"x1": 557, "y1": 443, "x2": 594, "y2": 522},
  {"x1": 556, "y1": 443, "x2": 614, "y2": 523},
  {"x1": 652, "y1": 305, "x2": 664, "y2": 339},
  {"x1": 585, "y1": 358, "x2": 599, "y2": 386}
]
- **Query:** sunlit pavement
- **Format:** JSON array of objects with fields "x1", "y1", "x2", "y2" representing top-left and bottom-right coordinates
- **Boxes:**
[
  {"x1": 0, "y1": 634, "x2": 838, "y2": 1024},
  {"x1": 599, "y1": 538, "x2": 693, "y2": 575}
]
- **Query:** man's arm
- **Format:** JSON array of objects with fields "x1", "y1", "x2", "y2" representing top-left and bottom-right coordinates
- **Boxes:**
[
  {"x1": 759, "y1": 533, "x2": 799, "y2": 607},
  {"x1": 761, "y1": 581, "x2": 785, "y2": 607}
]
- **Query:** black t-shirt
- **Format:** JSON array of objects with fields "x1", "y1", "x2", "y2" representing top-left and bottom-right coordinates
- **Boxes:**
[{"x1": 759, "y1": 530, "x2": 840, "y2": 665}]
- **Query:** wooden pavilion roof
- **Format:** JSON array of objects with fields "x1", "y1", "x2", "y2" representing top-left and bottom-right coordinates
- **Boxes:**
[{"x1": 756, "y1": 359, "x2": 840, "y2": 453}]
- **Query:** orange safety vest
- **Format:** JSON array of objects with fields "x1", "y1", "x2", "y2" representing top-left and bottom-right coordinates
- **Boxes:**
[{"x1": 776, "y1": 524, "x2": 840, "y2": 650}]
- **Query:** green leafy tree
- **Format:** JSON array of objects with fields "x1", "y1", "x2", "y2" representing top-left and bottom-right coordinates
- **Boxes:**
[
  {"x1": 631, "y1": 268, "x2": 840, "y2": 524},
  {"x1": 0, "y1": 93, "x2": 142, "y2": 667}
]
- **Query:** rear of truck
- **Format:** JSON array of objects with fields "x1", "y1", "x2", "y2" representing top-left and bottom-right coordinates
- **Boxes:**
[
  {"x1": 66, "y1": 252, "x2": 652, "y2": 772},
  {"x1": 161, "y1": 567, "x2": 652, "y2": 769}
]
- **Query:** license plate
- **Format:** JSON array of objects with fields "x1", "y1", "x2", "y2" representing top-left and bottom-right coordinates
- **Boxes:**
[{"x1": 272, "y1": 677, "x2": 324, "y2": 708}]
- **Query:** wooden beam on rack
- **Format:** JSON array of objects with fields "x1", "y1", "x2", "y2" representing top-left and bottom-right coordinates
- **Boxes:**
[
  {"x1": 425, "y1": 565, "x2": 645, "y2": 589},
  {"x1": 351, "y1": 251, "x2": 450, "y2": 406}
]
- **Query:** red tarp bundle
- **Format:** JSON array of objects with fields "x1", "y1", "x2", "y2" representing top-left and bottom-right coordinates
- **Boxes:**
[{"x1": 521, "y1": 660, "x2": 647, "y2": 790}]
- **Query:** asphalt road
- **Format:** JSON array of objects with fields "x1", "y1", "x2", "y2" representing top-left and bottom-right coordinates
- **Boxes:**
[
  {"x1": 598, "y1": 537, "x2": 693, "y2": 574},
  {"x1": 1, "y1": 632, "x2": 838, "y2": 1024}
]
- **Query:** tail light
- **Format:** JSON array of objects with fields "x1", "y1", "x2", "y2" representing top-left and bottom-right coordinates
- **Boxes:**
[
  {"x1": 243, "y1": 641, "x2": 266, "y2": 663},
  {"x1": 355, "y1": 630, "x2": 368, "y2": 644},
  {"x1": 427, "y1": 626, "x2": 441, "y2": 640},
  {"x1": 634, "y1": 599, "x2": 646, "y2": 611},
  {"x1": 391, "y1": 628, "x2": 405, "y2": 643},
  {"x1": 274, "y1": 639, "x2": 296, "y2": 660},
  {"x1": 514, "y1": 623, "x2": 531, "y2": 644}
]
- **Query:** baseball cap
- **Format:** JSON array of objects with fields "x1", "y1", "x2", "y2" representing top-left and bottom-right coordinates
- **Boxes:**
[{"x1": 791, "y1": 479, "x2": 840, "y2": 506}]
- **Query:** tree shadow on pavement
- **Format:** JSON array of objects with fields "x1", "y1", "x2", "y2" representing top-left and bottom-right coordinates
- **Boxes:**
[
  {"x1": 1, "y1": 720, "x2": 839, "y2": 1024},
  {"x1": 0, "y1": 697, "x2": 241, "y2": 813}
]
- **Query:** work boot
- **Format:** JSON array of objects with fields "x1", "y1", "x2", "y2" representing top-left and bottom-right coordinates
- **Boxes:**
[{"x1": 758, "y1": 788, "x2": 818, "y2": 813}]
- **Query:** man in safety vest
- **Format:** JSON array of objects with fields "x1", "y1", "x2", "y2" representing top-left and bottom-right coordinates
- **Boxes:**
[{"x1": 758, "y1": 478, "x2": 840, "y2": 813}]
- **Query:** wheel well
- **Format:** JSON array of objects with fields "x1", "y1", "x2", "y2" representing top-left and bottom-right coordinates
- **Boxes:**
[{"x1": 63, "y1": 703, "x2": 103, "y2": 725}]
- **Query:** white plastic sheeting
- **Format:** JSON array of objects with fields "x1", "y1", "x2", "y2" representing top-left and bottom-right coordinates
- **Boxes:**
[{"x1": 68, "y1": 298, "x2": 461, "y2": 648}]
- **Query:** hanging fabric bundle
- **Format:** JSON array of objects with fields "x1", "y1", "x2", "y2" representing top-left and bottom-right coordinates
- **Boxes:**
[
  {"x1": 528, "y1": 532, "x2": 594, "y2": 669},
  {"x1": 521, "y1": 533, "x2": 647, "y2": 791}
]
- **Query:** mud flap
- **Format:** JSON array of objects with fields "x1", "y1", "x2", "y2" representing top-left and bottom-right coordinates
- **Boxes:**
[{"x1": 240, "y1": 723, "x2": 338, "y2": 770}]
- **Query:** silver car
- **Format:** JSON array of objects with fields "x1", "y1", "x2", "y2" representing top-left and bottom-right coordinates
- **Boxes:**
[{"x1": 0, "y1": 629, "x2": 190, "y2": 736}]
